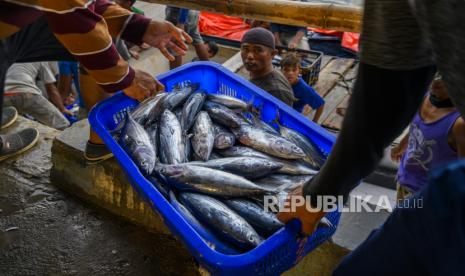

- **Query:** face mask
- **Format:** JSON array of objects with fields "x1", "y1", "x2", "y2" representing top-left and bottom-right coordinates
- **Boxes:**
[{"x1": 429, "y1": 93, "x2": 454, "y2": 108}]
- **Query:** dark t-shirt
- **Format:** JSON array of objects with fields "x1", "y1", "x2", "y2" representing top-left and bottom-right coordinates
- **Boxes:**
[
  {"x1": 292, "y1": 78, "x2": 324, "y2": 112},
  {"x1": 250, "y1": 69, "x2": 295, "y2": 106}
]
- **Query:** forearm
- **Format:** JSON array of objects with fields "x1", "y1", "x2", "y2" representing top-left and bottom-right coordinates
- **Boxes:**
[
  {"x1": 303, "y1": 63, "x2": 435, "y2": 201},
  {"x1": 312, "y1": 104, "x2": 324, "y2": 122},
  {"x1": 46, "y1": 84, "x2": 68, "y2": 112}
]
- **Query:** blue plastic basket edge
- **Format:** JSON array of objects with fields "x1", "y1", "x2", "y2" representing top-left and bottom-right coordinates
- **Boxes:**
[{"x1": 89, "y1": 62, "x2": 340, "y2": 273}]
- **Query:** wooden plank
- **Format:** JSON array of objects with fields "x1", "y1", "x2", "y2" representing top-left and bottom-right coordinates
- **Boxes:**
[
  {"x1": 321, "y1": 63, "x2": 358, "y2": 129},
  {"x1": 322, "y1": 94, "x2": 350, "y2": 129},
  {"x1": 318, "y1": 84, "x2": 348, "y2": 124},
  {"x1": 313, "y1": 58, "x2": 355, "y2": 98},
  {"x1": 320, "y1": 55, "x2": 335, "y2": 71}
]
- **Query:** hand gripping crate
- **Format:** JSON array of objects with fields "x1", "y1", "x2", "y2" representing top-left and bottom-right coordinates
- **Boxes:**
[{"x1": 89, "y1": 62, "x2": 340, "y2": 275}]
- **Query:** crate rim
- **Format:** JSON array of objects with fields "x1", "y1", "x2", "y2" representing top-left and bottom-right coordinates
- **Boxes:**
[{"x1": 89, "y1": 61, "x2": 339, "y2": 273}]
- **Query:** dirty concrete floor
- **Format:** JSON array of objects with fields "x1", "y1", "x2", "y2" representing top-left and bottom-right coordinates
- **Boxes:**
[{"x1": 0, "y1": 117, "x2": 197, "y2": 276}]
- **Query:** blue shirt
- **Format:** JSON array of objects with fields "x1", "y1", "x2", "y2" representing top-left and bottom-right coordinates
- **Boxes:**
[
  {"x1": 58, "y1": 61, "x2": 85, "y2": 108},
  {"x1": 291, "y1": 78, "x2": 324, "y2": 112}
]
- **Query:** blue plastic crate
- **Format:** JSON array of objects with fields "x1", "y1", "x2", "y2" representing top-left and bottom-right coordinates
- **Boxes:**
[{"x1": 89, "y1": 62, "x2": 341, "y2": 275}]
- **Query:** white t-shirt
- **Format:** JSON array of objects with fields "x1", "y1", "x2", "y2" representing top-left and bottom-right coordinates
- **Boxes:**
[{"x1": 4, "y1": 62, "x2": 57, "y2": 95}]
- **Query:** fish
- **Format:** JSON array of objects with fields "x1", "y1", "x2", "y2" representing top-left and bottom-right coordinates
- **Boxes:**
[
  {"x1": 207, "y1": 94, "x2": 249, "y2": 110},
  {"x1": 181, "y1": 91, "x2": 207, "y2": 132},
  {"x1": 146, "y1": 123, "x2": 158, "y2": 161},
  {"x1": 209, "y1": 152, "x2": 223, "y2": 160},
  {"x1": 163, "y1": 83, "x2": 199, "y2": 110},
  {"x1": 224, "y1": 198, "x2": 283, "y2": 237},
  {"x1": 254, "y1": 174, "x2": 314, "y2": 191},
  {"x1": 187, "y1": 157, "x2": 282, "y2": 179},
  {"x1": 217, "y1": 146, "x2": 317, "y2": 175},
  {"x1": 203, "y1": 101, "x2": 244, "y2": 129},
  {"x1": 174, "y1": 107, "x2": 183, "y2": 122},
  {"x1": 179, "y1": 192, "x2": 263, "y2": 250},
  {"x1": 156, "y1": 164, "x2": 273, "y2": 197},
  {"x1": 191, "y1": 111, "x2": 215, "y2": 161},
  {"x1": 147, "y1": 175, "x2": 170, "y2": 199},
  {"x1": 213, "y1": 124, "x2": 235, "y2": 149},
  {"x1": 159, "y1": 109, "x2": 185, "y2": 164},
  {"x1": 242, "y1": 111, "x2": 280, "y2": 135},
  {"x1": 169, "y1": 191, "x2": 240, "y2": 254},
  {"x1": 144, "y1": 92, "x2": 169, "y2": 126},
  {"x1": 183, "y1": 134, "x2": 192, "y2": 162},
  {"x1": 278, "y1": 125, "x2": 326, "y2": 169},
  {"x1": 231, "y1": 125, "x2": 306, "y2": 159},
  {"x1": 131, "y1": 93, "x2": 167, "y2": 125},
  {"x1": 119, "y1": 113, "x2": 156, "y2": 175}
]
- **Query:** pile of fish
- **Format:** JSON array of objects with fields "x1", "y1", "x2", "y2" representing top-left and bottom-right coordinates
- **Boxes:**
[{"x1": 118, "y1": 83, "x2": 326, "y2": 253}]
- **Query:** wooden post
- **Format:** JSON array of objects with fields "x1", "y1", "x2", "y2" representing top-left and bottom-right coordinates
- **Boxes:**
[{"x1": 142, "y1": 0, "x2": 362, "y2": 32}]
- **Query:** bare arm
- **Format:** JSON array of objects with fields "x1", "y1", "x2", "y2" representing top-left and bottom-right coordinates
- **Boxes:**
[
  {"x1": 452, "y1": 118, "x2": 465, "y2": 157},
  {"x1": 45, "y1": 83, "x2": 72, "y2": 115},
  {"x1": 391, "y1": 131, "x2": 410, "y2": 162},
  {"x1": 57, "y1": 75, "x2": 73, "y2": 103},
  {"x1": 312, "y1": 104, "x2": 324, "y2": 123}
]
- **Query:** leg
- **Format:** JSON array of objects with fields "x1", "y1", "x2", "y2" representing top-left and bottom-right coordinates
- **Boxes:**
[
  {"x1": 21, "y1": 93, "x2": 70, "y2": 130},
  {"x1": 187, "y1": 11, "x2": 209, "y2": 61},
  {"x1": 79, "y1": 70, "x2": 113, "y2": 162},
  {"x1": 169, "y1": 55, "x2": 183, "y2": 70},
  {"x1": 79, "y1": 71, "x2": 111, "y2": 144},
  {"x1": 303, "y1": 63, "x2": 436, "y2": 200}
]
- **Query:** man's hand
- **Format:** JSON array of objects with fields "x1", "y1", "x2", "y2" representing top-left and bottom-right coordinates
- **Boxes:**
[
  {"x1": 62, "y1": 109, "x2": 74, "y2": 117},
  {"x1": 143, "y1": 20, "x2": 192, "y2": 61},
  {"x1": 123, "y1": 69, "x2": 165, "y2": 101},
  {"x1": 277, "y1": 186, "x2": 326, "y2": 236}
]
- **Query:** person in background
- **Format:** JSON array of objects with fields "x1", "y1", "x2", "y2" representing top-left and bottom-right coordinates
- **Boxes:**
[
  {"x1": 391, "y1": 74, "x2": 465, "y2": 200},
  {"x1": 4, "y1": 62, "x2": 72, "y2": 130},
  {"x1": 0, "y1": 0, "x2": 191, "y2": 162},
  {"x1": 281, "y1": 53, "x2": 324, "y2": 122},
  {"x1": 165, "y1": 7, "x2": 210, "y2": 69},
  {"x1": 192, "y1": 41, "x2": 219, "y2": 61},
  {"x1": 58, "y1": 61, "x2": 84, "y2": 111},
  {"x1": 241, "y1": 27, "x2": 295, "y2": 106},
  {"x1": 270, "y1": 3, "x2": 309, "y2": 51}
]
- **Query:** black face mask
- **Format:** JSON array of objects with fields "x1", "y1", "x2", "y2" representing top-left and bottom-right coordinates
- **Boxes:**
[{"x1": 429, "y1": 93, "x2": 454, "y2": 108}]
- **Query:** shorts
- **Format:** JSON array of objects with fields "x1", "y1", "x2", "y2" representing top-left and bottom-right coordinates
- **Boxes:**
[{"x1": 165, "y1": 7, "x2": 203, "y2": 45}]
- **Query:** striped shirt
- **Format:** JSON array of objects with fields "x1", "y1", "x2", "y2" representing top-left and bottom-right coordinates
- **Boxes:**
[{"x1": 0, "y1": 0, "x2": 151, "y2": 92}]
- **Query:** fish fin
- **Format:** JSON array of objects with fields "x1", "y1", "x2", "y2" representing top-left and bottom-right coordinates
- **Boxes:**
[
  {"x1": 272, "y1": 109, "x2": 282, "y2": 127},
  {"x1": 318, "y1": 217, "x2": 334, "y2": 229}
]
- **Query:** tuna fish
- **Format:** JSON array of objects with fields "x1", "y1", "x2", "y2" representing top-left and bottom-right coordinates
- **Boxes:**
[
  {"x1": 213, "y1": 124, "x2": 235, "y2": 149},
  {"x1": 144, "y1": 92, "x2": 169, "y2": 126},
  {"x1": 254, "y1": 174, "x2": 314, "y2": 191},
  {"x1": 191, "y1": 111, "x2": 215, "y2": 161},
  {"x1": 203, "y1": 101, "x2": 244, "y2": 128},
  {"x1": 181, "y1": 91, "x2": 207, "y2": 132},
  {"x1": 217, "y1": 146, "x2": 317, "y2": 175},
  {"x1": 163, "y1": 83, "x2": 199, "y2": 110},
  {"x1": 131, "y1": 92, "x2": 167, "y2": 125},
  {"x1": 179, "y1": 192, "x2": 263, "y2": 250},
  {"x1": 279, "y1": 125, "x2": 326, "y2": 169},
  {"x1": 159, "y1": 109, "x2": 185, "y2": 164},
  {"x1": 146, "y1": 123, "x2": 159, "y2": 162},
  {"x1": 232, "y1": 125, "x2": 306, "y2": 159},
  {"x1": 119, "y1": 113, "x2": 156, "y2": 175},
  {"x1": 156, "y1": 164, "x2": 273, "y2": 197},
  {"x1": 187, "y1": 157, "x2": 282, "y2": 179},
  {"x1": 207, "y1": 94, "x2": 249, "y2": 110},
  {"x1": 169, "y1": 191, "x2": 239, "y2": 254},
  {"x1": 224, "y1": 198, "x2": 283, "y2": 237}
]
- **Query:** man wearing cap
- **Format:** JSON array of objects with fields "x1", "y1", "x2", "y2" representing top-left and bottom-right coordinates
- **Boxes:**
[{"x1": 241, "y1": 27, "x2": 295, "y2": 106}]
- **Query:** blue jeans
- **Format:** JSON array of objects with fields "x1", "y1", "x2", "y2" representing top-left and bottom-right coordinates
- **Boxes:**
[{"x1": 334, "y1": 159, "x2": 465, "y2": 276}]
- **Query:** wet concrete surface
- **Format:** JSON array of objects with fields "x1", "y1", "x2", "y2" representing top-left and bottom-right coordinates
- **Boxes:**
[{"x1": 0, "y1": 117, "x2": 198, "y2": 276}]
